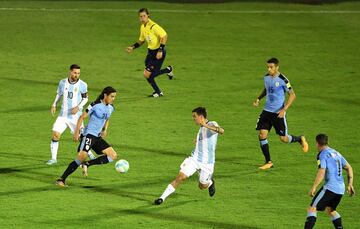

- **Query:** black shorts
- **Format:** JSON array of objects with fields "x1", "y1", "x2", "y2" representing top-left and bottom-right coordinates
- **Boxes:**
[
  {"x1": 310, "y1": 187, "x2": 343, "y2": 211},
  {"x1": 78, "y1": 134, "x2": 111, "y2": 155},
  {"x1": 145, "y1": 48, "x2": 166, "y2": 72},
  {"x1": 256, "y1": 110, "x2": 287, "y2": 136}
]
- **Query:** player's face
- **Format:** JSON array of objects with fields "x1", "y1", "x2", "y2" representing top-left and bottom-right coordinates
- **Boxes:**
[
  {"x1": 69, "y1": 69, "x2": 80, "y2": 82},
  {"x1": 267, "y1": 63, "x2": 279, "y2": 76},
  {"x1": 104, "y1": 92, "x2": 116, "y2": 105},
  {"x1": 139, "y1": 12, "x2": 149, "y2": 24},
  {"x1": 192, "y1": 112, "x2": 203, "y2": 125}
]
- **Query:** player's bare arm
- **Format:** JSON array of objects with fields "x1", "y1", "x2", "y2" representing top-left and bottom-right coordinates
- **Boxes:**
[
  {"x1": 73, "y1": 112, "x2": 88, "y2": 142},
  {"x1": 201, "y1": 122, "x2": 224, "y2": 135},
  {"x1": 253, "y1": 88, "x2": 266, "y2": 107},
  {"x1": 309, "y1": 168, "x2": 325, "y2": 197},
  {"x1": 126, "y1": 40, "x2": 145, "y2": 53},
  {"x1": 51, "y1": 93, "x2": 62, "y2": 116},
  {"x1": 344, "y1": 162, "x2": 355, "y2": 196},
  {"x1": 278, "y1": 89, "x2": 296, "y2": 118},
  {"x1": 101, "y1": 120, "x2": 110, "y2": 138}
]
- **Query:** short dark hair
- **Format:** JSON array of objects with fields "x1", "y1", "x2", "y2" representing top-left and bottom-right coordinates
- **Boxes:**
[
  {"x1": 138, "y1": 8, "x2": 149, "y2": 15},
  {"x1": 70, "y1": 64, "x2": 80, "y2": 70},
  {"x1": 267, "y1": 58, "x2": 279, "y2": 65},
  {"x1": 192, "y1": 107, "x2": 207, "y2": 118},
  {"x1": 316, "y1": 134, "x2": 328, "y2": 146}
]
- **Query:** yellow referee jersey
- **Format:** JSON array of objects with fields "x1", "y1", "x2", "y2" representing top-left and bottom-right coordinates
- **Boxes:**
[{"x1": 139, "y1": 19, "x2": 167, "y2": 50}]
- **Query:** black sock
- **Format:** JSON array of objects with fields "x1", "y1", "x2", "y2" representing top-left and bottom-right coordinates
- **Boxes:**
[
  {"x1": 60, "y1": 160, "x2": 80, "y2": 181},
  {"x1": 146, "y1": 77, "x2": 161, "y2": 94},
  {"x1": 291, "y1": 135, "x2": 301, "y2": 143},
  {"x1": 152, "y1": 68, "x2": 170, "y2": 78},
  {"x1": 332, "y1": 218, "x2": 342, "y2": 229},
  {"x1": 259, "y1": 139, "x2": 271, "y2": 162},
  {"x1": 304, "y1": 216, "x2": 316, "y2": 229},
  {"x1": 86, "y1": 155, "x2": 110, "y2": 167}
]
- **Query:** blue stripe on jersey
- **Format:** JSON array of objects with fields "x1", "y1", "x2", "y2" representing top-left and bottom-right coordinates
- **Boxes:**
[
  {"x1": 67, "y1": 83, "x2": 74, "y2": 119},
  {"x1": 197, "y1": 130, "x2": 203, "y2": 162},
  {"x1": 207, "y1": 129, "x2": 215, "y2": 164}
]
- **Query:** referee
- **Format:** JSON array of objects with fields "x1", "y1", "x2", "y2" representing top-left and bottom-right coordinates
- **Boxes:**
[{"x1": 126, "y1": 8, "x2": 174, "y2": 98}]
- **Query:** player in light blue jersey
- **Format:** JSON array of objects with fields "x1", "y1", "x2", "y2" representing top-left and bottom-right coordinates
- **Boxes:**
[
  {"x1": 253, "y1": 58, "x2": 309, "y2": 170},
  {"x1": 305, "y1": 134, "x2": 355, "y2": 229},
  {"x1": 154, "y1": 107, "x2": 224, "y2": 205},
  {"x1": 56, "y1": 87, "x2": 118, "y2": 187},
  {"x1": 47, "y1": 64, "x2": 95, "y2": 165}
]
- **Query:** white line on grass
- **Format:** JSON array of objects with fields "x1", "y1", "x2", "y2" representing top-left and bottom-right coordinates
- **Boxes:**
[{"x1": 0, "y1": 8, "x2": 359, "y2": 14}]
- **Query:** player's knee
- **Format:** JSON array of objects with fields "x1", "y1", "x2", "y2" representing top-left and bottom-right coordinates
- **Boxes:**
[
  {"x1": 52, "y1": 132, "x2": 61, "y2": 140},
  {"x1": 78, "y1": 151, "x2": 88, "y2": 162},
  {"x1": 259, "y1": 132, "x2": 267, "y2": 139},
  {"x1": 280, "y1": 136, "x2": 288, "y2": 143},
  {"x1": 307, "y1": 206, "x2": 317, "y2": 213},
  {"x1": 325, "y1": 207, "x2": 334, "y2": 216},
  {"x1": 143, "y1": 70, "x2": 151, "y2": 78},
  {"x1": 198, "y1": 182, "x2": 208, "y2": 190}
]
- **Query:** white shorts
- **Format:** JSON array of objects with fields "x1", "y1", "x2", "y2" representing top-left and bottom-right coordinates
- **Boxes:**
[
  {"x1": 180, "y1": 156, "x2": 214, "y2": 185},
  {"x1": 52, "y1": 116, "x2": 82, "y2": 134}
]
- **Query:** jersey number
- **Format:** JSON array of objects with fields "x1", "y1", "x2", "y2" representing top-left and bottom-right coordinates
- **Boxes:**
[
  {"x1": 336, "y1": 159, "x2": 341, "y2": 177},
  {"x1": 67, "y1": 91, "x2": 73, "y2": 99}
]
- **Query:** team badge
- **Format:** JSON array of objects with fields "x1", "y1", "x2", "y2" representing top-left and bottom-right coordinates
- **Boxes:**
[{"x1": 275, "y1": 82, "x2": 280, "y2": 87}]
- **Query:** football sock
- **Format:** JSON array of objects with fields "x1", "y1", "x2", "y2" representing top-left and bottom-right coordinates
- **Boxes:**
[
  {"x1": 60, "y1": 159, "x2": 81, "y2": 181},
  {"x1": 86, "y1": 155, "x2": 110, "y2": 167},
  {"x1": 152, "y1": 68, "x2": 170, "y2": 78},
  {"x1": 146, "y1": 77, "x2": 161, "y2": 94},
  {"x1": 290, "y1": 135, "x2": 301, "y2": 143},
  {"x1": 160, "y1": 184, "x2": 176, "y2": 200},
  {"x1": 207, "y1": 179, "x2": 213, "y2": 188},
  {"x1": 50, "y1": 139, "x2": 59, "y2": 160},
  {"x1": 259, "y1": 139, "x2": 271, "y2": 163},
  {"x1": 304, "y1": 216, "x2": 317, "y2": 229},
  {"x1": 331, "y1": 212, "x2": 342, "y2": 229}
]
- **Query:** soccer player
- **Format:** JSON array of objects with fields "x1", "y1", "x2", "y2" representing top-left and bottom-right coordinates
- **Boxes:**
[
  {"x1": 126, "y1": 8, "x2": 174, "y2": 98},
  {"x1": 47, "y1": 64, "x2": 95, "y2": 165},
  {"x1": 304, "y1": 134, "x2": 355, "y2": 229},
  {"x1": 56, "y1": 86, "x2": 118, "y2": 187},
  {"x1": 253, "y1": 57, "x2": 309, "y2": 170},
  {"x1": 154, "y1": 107, "x2": 224, "y2": 205}
]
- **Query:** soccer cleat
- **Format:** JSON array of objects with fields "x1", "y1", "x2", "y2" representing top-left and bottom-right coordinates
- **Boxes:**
[
  {"x1": 154, "y1": 198, "x2": 164, "y2": 205},
  {"x1": 46, "y1": 159, "x2": 57, "y2": 165},
  {"x1": 148, "y1": 92, "x2": 164, "y2": 98},
  {"x1": 208, "y1": 178, "x2": 216, "y2": 197},
  {"x1": 80, "y1": 164, "x2": 88, "y2": 177},
  {"x1": 300, "y1": 136, "x2": 309, "y2": 153},
  {"x1": 259, "y1": 161, "x2": 274, "y2": 170},
  {"x1": 166, "y1": 66, "x2": 174, "y2": 80},
  {"x1": 55, "y1": 179, "x2": 67, "y2": 187}
]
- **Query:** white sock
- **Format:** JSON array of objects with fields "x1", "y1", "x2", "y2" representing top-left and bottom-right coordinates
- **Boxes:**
[
  {"x1": 87, "y1": 150, "x2": 96, "y2": 160},
  {"x1": 207, "y1": 179, "x2": 213, "y2": 188},
  {"x1": 160, "y1": 184, "x2": 175, "y2": 200},
  {"x1": 50, "y1": 140, "x2": 59, "y2": 160}
]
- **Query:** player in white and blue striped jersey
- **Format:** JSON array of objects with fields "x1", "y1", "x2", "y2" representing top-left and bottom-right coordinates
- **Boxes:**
[
  {"x1": 154, "y1": 107, "x2": 224, "y2": 205},
  {"x1": 305, "y1": 134, "x2": 355, "y2": 229},
  {"x1": 47, "y1": 64, "x2": 94, "y2": 165}
]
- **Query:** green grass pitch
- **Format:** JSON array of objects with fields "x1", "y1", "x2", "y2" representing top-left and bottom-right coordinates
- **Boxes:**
[{"x1": 0, "y1": 1, "x2": 359, "y2": 228}]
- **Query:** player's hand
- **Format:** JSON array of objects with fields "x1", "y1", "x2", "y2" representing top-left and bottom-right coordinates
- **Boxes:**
[
  {"x1": 308, "y1": 187, "x2": 316, "y2": 197},
  {"x1": 277, "y1": 109, "x2": 286, "y2": 118},
  {"x1": 126, "y1": 46, "x2": 134, "y2": 53},
  {"x1": 156, "y1": 51, "x2": 163, "y2": 59},
  {"x1": 73, "y1": 133, "x2": 80, "y2": 142},
  {"x1": 347, "y1": 184, "x2": 355, "y2": 196},
  {"x1": 253, "y1": 99, "x2": 260, "y2": 107},
  {"x1": 50, "y1": 106, "x2": 56, "y2": 117},
  {"x1": 71, "y1": 106, "x2": 79, "y2": 115},
  {"x1": 101, "y1": 130, "x2": 107, "y2": 138}
]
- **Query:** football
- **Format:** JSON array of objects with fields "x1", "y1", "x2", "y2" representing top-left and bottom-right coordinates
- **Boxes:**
[{"x1": 115, "y1": 159, "x2": 129, "y2": 173}]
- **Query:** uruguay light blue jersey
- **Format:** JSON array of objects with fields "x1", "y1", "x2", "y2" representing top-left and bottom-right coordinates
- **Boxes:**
[
  {"x1": 317, "y1": 147, "x2": 348, "y2": 195},
  {"x1": 191, "y1": 121, "x2": 219, "y2": 164},
  {"x1": 84, "y1": 100, "x2": 114, "y2": 137},
  {"x1": 57, "y1": 78, "x2": 88, "y2": 121},
  {"x1": 263, "y1": 73, "x2": 292, "y2": 113}
]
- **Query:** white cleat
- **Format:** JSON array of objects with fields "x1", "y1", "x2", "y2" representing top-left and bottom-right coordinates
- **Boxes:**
[
  {"x1": 166, "y1": 66, "x2": 174, "y2": 80},
  {"x1": 46, "y1": 159, "x2": 57, "y2": 165}
]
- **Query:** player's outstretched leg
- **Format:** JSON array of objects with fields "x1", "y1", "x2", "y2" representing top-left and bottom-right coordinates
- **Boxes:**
[
  {"x1": 304, "y1": 207, "x2": 317, "y2": 229},
  {"x1": 326, "y1": 208, "x2": 343, "y2": 229},
  {"x1": 154, "y1": 172, "x2": 187, "y2": 205},
  {"x1": 48, "y1": 132, "x2": 61, "y2": 165},
  {"x1": 81, "y1": 147, "x2": 117, "y2": 177},
  {"x1": 258, "y1": 130, "x2": 273, "y2": 170},
  {"x1": 56, "y1": 159, "x2": 82, "y2": 187},
  {"x1": 208, "y1": 178, "x2": 215, "y2": 197},
  {"x1": 280, "y1": 135, "x2": 309, "y2": 153}
]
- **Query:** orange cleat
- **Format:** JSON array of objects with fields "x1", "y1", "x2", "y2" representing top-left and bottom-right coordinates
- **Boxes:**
[{"x1": 259, "y1": 161, "x2": 274, "y2": 170}]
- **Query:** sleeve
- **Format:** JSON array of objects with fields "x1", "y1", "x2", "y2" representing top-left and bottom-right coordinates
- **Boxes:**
[
  {"x1": 153, "y1": 24, "x2": 167, "y2": 38},
  {"x1": 80, "y1": 82, "x2": 88, "y2": 94},
  {"x1": 207, "y1": 121, "x2": 219, "y2": 135},
  {"x1": 280, "y1": 75, "x2": 292, "y2": 92},
  {"x1": 85, "y1": 102, "x2": 95, "y2": 115},
  {"x1": 57, "y1": 80, "x2": 64, "y2": 95},
  {"x1": 341, "y1": 155, "x2": 348, "y2": 168},
  {"x1": 318, "y1": 154, "x2": 327, "y2": 169},
  {"x1": 138, "y1": 27, "x2": 145, "y2": 42}
]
